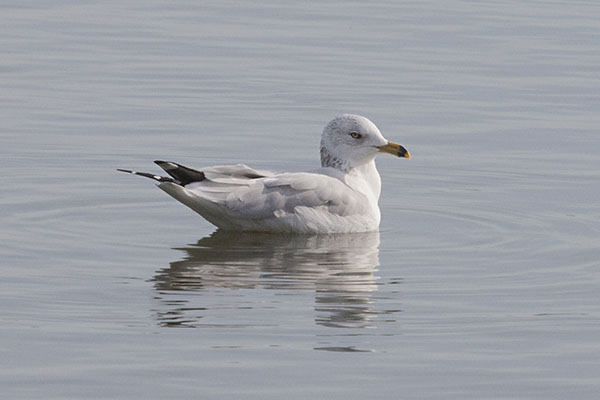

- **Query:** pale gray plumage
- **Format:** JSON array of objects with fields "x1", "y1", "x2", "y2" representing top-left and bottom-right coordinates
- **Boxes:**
[{"x1": 119, "y1": 114, "x2": 410, "y2": 233}]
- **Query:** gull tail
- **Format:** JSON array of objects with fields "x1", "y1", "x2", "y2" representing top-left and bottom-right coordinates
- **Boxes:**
[
  {"x1": 117, "y1": 168, "x2": 175, "y2": 183},
  {"x1": 118, "y1": 161, "x2": 207, "y2": 185},
  {"x1": 154, "y1": 160, "x2": 206, "y2": 185}
]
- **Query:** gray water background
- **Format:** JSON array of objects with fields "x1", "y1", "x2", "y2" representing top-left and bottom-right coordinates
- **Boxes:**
[{"x1": 1, "y1": 1, "x2": 599, "y2": 398}]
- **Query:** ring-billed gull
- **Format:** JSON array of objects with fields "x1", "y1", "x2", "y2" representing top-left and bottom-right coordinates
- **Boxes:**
[{"x1": 118, "y1": 114, "x2": 410, "y2": 233}]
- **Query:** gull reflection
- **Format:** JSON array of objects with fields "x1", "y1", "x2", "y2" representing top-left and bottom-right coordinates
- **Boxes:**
[{"x1": 152, "y1": 230, "x2": 383, "y2": 329}]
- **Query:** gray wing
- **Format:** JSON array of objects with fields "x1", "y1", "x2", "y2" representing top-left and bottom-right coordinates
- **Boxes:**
[
  {"x1": 155, "y1": 161, "x2": 271, "y2": 185},
  {"x1": 120, "y1": 161, "x2": 369, "y2": 229},
  {"x1": 185, "y1": 172, "x2": 367, "y2": 219}
]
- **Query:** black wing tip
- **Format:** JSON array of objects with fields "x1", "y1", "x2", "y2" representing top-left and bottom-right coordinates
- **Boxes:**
[
  {"x1": 117, "y1": 168, "x2": 174, "y2": 183},
  {"x1": 154, "y1": 160, "x2": 175, "y2": 168},
  {"x1": 154, "y1": 161, "x2": 205, "y2": 184}
]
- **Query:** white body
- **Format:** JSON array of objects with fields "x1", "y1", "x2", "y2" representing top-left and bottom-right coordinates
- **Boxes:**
[
  {"x1": 158, "y1": 161, "x2": 383, "y2": 233},
  {"x1": 124, "y1": 114, "x2": 408, "y2": 233}
]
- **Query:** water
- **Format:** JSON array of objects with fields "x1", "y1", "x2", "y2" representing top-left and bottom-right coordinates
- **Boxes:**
[{"x1": 2, "y1": 1, "x2": 600, "y2": 398}]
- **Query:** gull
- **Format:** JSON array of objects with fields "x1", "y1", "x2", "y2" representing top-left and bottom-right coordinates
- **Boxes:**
[{"x1": 118, "y1": 114, "x2": 410, "y2": 233}]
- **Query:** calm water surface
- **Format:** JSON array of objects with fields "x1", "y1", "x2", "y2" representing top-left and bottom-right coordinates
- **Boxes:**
[{"x1": 1, "y1": 1, "x2": 600, "y2": 398}]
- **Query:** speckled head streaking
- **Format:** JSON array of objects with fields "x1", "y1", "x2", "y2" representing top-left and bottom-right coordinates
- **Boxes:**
[{"x1": 320, "y1": 114, "x2": 410, "y2": 170}]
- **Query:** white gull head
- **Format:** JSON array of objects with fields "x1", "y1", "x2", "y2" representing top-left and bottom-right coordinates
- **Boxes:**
[{"x1": 320, "y1": 114, "x2": 409, "y2": 171}]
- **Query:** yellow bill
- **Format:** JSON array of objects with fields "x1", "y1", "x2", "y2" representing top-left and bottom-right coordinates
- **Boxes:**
[{"x1": 376, "y1": 141, "x2": 411, "y2": 159}]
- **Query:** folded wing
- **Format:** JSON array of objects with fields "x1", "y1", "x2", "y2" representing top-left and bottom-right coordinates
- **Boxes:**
[{"x1": 122, "y1": 161, "x2": 369, "y2": 231}]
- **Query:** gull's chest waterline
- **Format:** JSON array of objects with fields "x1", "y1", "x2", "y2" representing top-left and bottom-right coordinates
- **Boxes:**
[
  {"x1": 316, "y1": 160, "x2": 383, "y2": 228},
  {"x1": 343, "y1": 161, "x2": 382, "y2": 225}
]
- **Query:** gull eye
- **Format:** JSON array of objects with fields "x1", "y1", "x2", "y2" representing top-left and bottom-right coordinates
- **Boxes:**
[{"x1": 349, "y1": 131, "x2": 362, "y2": 139}]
